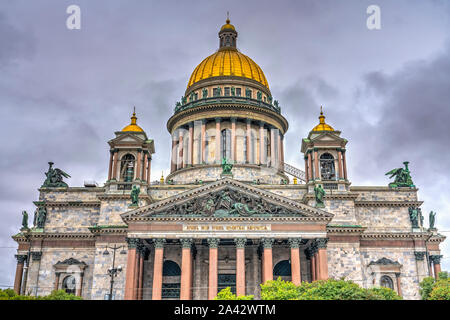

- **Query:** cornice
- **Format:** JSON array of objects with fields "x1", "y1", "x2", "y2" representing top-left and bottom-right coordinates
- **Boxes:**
[
  {"x1": 127, "y1": 215, "x2": 332, "y2": 223},
  {"x1": 38, "y1": 187, "x2": 105, "y2": 193},
  {"x1": 355, "y1": 201, "x2": 423, "y2": 207},
  {"x1": 89, "y1": 225, "x2": 128, "y2": 234},
  {"x1": 97, "y1": 194, "x2": 153, "y2": 201},
  {"x1": 302, "y1": 192, "x2": 359, "y2": 202},
  {"x1": 326, "y1": 225, "x2": 367, "y2": 234},
  {"x1": 40, "y1": 201, "x2": 101, "y2": 207},
  {"x1": 167, "y1": 103, "x2": 288, "y2": 134},
  {"x1": 360, "y1": 232, "x2": 432, "y2": 240},
  {"x1": 350, "y1": 186, "x2": 419, "y2": 192},
  {"x1": 12, "y1": 232, "x2": 96, "y2": 242}
]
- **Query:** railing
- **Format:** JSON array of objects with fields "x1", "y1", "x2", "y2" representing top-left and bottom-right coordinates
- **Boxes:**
[
  {"x1": 174, "y1": 96, "x2": 281, "y2": 114},
  {"x1": 282, "y1": 162, "x2": 307, "y2": 183}
]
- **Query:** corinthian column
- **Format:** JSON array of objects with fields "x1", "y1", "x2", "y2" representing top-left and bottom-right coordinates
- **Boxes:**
[
  {"x1": 288, "y1": 238, "x2": 302, "y2": 285},
  {"x1": 262, "y1": 238, "x2": 274, "y2": 283},
  {"x1": 152, "y1": 239, "x2": 165, "y2": 300},
  {"x1": 235, "y1": 238, "x2": 246, "y2": 296},
  {"x1": 215, "y1": 118, "x2": 221, "y2": 163},
  {"x1": 13, "y1": 255, "x2": 26, "y2": 294},
  {"x1": 207, "y1": 238, "x2": 219, "y2": 300},
  {"x1": 180, "y1": 239, "x2": 193, "y2": 300}
]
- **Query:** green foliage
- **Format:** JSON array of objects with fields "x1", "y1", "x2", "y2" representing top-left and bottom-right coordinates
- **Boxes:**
[
  {"x1": 260, "y1": 277, "x2": 300, "y2": 300},
  {"x1": 215, "y1": 287, "x2": 254, "y2": 300},
  {"x1": 40, "y1": 290, "x2": 82, "y2": 300},
  {"x1": 0, "y1": 289, "x2": 82, "y2": 300},
  {"x1": 419, "y1": 277, "x2": 436, "y2": 300},
  {"x1": 256, "y1": 278, "x2": 401, "y2": 300},
  {"x1": 420, "y1": 272, "x2": 450, "y2": 300},
  {"x1": 428, "y1": 279, "x2": 450, "y2": 300}
]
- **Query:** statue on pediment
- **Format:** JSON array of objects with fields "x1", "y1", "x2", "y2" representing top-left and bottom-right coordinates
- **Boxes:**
[
  {"x1": 409, "y1": 207, "x2": 419, "y2": 228},
  {"x1": 221, "y1": 157, "x2": 233, "y2": 175},
  {"x1": 130, "y1": 186, "x2": 140, "y2": 206},
  {"x1": 314, "y1": 184, "x2": 325, "y2": 208},
  {"x1": 429, "y1": 211, "x2": 436, "y2": 229}
]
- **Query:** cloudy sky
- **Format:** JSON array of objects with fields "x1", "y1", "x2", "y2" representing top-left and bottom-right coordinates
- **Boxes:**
[{"x1": 1, "y1": 0, "x2": 449, "y2": 288}]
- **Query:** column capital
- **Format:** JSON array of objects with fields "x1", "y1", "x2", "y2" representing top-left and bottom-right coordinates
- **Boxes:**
[
  {"x1": 262, "y1": 238, "x2": 274, "y2": 249},
  {"x1": 126, "y1": 237, "x2": 141, "y2": 249},
  {"x1": 15, "y1": 254, "x2": 27, "y2": 263},
  {"x1": 230, "y1": 117, "x2": 237, "y2": 123},
  {"x1": 153, "y1": 238, "x2": 166, "y2": 249},
  {"x1": 246, "y1": 119, "x2": 252, "y2": 124},
  {"x1": 430, "y1": 255, "x2": 443, "y2": 264},
  {"x1": 207, "y1": 238, "x2": 220, "y2": 248},
  {"x1": 259, "y1": 121, "x2": 265, "y2": 127},
  {"x1": 188, "y1": 121, "x2": 194, "y2": 128},
  {"x1": 288, "y1": 238, "x2": 302, "y2": 249},
  {"x1": 234, "y1": 238, "x2": 247, "y2": 248},
  {"x1": 215, "y1": 117, "x2": 222, "y2": 123},
  {"x1": 31, "y1": 252, "x2": 42, "y2": 261},
  {"x1": 180, "y1": 238, "x2": 193, "y2": 249},
  {"x1": 414, "y1": 251, "x2": 426, "y2": 261},
  {"x1": 315, "y1": 238, "x2": 328, "y2": 249}
]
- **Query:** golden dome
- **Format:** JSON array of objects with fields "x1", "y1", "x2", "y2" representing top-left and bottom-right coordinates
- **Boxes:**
[
  {"x1": 220, "y1": 18, "x2": 235, "y2": 31},
  {"x1": 187, "y1": 50, "x2": 269, "y2": 90},
  {"x1": 122, "y1": 109, "x2": 144, "y2": 132},
  {"x1": 312, "y1": 107, "x2": 334, "y2": 132}
]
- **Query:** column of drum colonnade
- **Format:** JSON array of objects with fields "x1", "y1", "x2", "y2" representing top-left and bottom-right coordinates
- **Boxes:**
[
  {"x1": 123, "y1": 237, "x2": 329, "y2": 300},
  {"x1": 170, "y1": 118, "x2": 285, "y2": 173}
]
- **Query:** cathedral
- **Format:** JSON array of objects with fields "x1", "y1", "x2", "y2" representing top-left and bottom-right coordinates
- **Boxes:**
[{"x1": 12, "y1": 19, "x2": 445, "y2": 300}]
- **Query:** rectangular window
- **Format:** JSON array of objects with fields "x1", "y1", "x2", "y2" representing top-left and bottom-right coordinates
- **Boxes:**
[
  {"x1": 194, "y1": 93, "x2": 198, "y2": 100},
  {"x1": 224, "y1": 87, "x2": 230, "y2": 96},
  {"x1": 213, "y1": 88, "x2": 220, "y2": 97},
  {"x1": 236, "y1": 88, "x2": 241, "y2": 96}
]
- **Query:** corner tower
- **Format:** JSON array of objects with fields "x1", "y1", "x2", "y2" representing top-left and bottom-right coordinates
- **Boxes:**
[
  {"x1": 301, "y1": 108, "x2": 349, "y2": 193},
  {"x1": 166, "y1": 19, "x2": 289, "y2": 184},
  {"x1": 106, "y1": 110, "x2": 155, "y2": 193}
]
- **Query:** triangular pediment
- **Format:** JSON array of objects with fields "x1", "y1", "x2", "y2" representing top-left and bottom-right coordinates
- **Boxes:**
[
  {"x1": 109, "y1": 132, "x2": 147, "y2": 145},
  {"x1": 121, "y1": 178, "x2": 333, "y2": 221},
  {"x1": 309, "y1": 131, "x2": 345, "y2": 143}
]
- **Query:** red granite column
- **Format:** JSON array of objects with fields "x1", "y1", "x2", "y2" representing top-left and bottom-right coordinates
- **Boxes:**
[
  {"x1": 280, "y1": 134, "x2": 284, "y2": 166},
  {"x1": 289, "y1": 238, "x2": 301, "y2": 285},
  {"x1": 231, "y1": 118, "x2": 236, "y2": 162},
  {"x1": 147, "y1": 156, "x2": 152, "y2": 184},
  {"x1": 246, "y1": 119, "x2": 251, "y2": 163},
  {"x1": 395, "y1": 273, "x2": 402, "y2": 297},
  {"x1": 270, "y1": 128, "x2": 275, "y2": 167},
  {"x1": 342, "y1": 150, "x2": 348, "y2": 180},
  {"x1": 311, "y1": 256, "x2": 316, "y2": 281},
  {"x1": 108, "y1": 151, "x2": 113, "y2": 180},
  {"x1": 152, "y1": 239, "x2": 165, "y2": 300},
  {"x1": 13, "y1": 255, "x2": 26, "y2": 294},
  {"x1": 136, "y1": 150, "x2": 142, "y2": 181},
  {"x1": 54, "y1": 272, "x2": 61, "y2": 291},
  {"x1": 304, "y1": 156, "x2": 309, "y2": 182},
  {"x1": 171, "y1": 134, "x2": 177, "y2": 173},
  {"x1": 133, "y1": 249, "x2": 141, "y2": 299},
  {"x1": 337, "y1": 149, "x2": 344, "y2": 180},
  {"x1": 215, "y1": 118, "x2": 221, "y2": 163},
  {"x1": 180, "y1": 239, "x2": 193, "y2": 300},
  {"x1": 431, "y1": 255, "x2": 443, "y2": 279},
  {"x1": 207, "y1": 238, "x2": 219, "y2": 300},
  {"x1": 142, "y1": 153, "x2": 147, "y2": 182},
  {"x1": 277, "y1": 131, "x2": 282, "y2": 170},
  {"x1": 76, "y1": 272, "x2": 84, "y2": 297},
  {"x1": 235, "y1": 238, "x2": 246, "y2": 296},
  {"x1": 138, "y1": 247, "x2": 145, "y2": 300},
  {"x1": 262, "y1": 238, "x2": 274, "y2": 283},
  {"x1": 308, "y1": 152, "x2": 313, "y2": 181},
  {"x1": 124, "y1": 238, "x2": 139, "y2": 300},
  {"x1": 188, "y1": 122, "x2": 194, "y2": 166},
  {"x1": 259, "y1": 121, "x2": 265, "y2": 165},
  {"x1": 179, "y1": 129, "x2": 184, "y2": 169},
  {"x1": 316, "y1": 239, "x2": 329, "y2": 280},
  {"x1": 112, "y1": 150, "x2": 119, "y2": 180},
  {"x1": 314, "y1": 149, "x2": 320, "y2": 179},
  {"x1": 201, "y1": 120, "x2": 206, "y2": 163}
]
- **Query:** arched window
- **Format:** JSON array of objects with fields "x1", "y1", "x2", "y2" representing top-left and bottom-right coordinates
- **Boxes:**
[
  {"x1": 380, "y1": 275, "x2": 394, "y2": 289},
  {"x1": 320, "y1": 153, "x2": 336, "y2": 180},
  {"x1": 120, "y1": 154, "x2": 135, "y2": 182},
  {"x1": 273, "y1": 260, "x2": 291, "y2": 277},
  {"x1": 162, "y1": 260, "x2": 181, "y2": 299},
  {"x1": 221, "y1": 129, "x2": 231, "y2": 160},
  {"x1": 62, "y1": 275, "x2": 76, "y2": 295}
]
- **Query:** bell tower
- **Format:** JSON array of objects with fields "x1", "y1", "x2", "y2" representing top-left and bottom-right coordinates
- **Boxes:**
[
  {"x1": 301, "y1": 107, "x2": 349, "y2": 193},
  {"x1": 106, "y1": 109, "x2": 155, "y2": 193}
]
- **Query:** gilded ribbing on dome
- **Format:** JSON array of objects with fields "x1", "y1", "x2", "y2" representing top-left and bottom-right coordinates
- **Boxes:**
[{"x1": 186, "y1": 50, "x2": 269, "y2": 90}]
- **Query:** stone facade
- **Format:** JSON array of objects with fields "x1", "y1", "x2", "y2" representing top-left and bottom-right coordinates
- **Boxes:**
[{"x1": 12, "y1": 19, "x2": 445, "y2": 301}]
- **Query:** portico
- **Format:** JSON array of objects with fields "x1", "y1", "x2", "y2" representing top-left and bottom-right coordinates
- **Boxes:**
[{"x1": 120, "y1": 178, "x2": 332, "y2": 300}]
